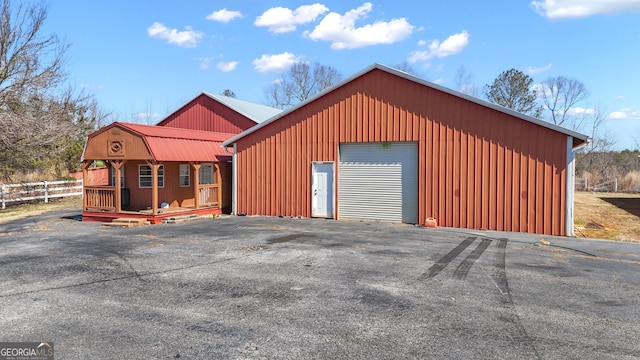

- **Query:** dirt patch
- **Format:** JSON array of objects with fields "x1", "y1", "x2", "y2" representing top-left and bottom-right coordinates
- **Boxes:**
[{"x1": 574, "y1": 192, "x2": 640, "y2": 242}]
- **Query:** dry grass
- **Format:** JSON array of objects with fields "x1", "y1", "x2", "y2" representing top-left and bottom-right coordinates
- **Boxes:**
[
  {"x1": 574, "y1": 192, "x2": 640, "y2": 242},
  {"x1": 0, "y1": 197, "x2": 82, "y2": 224}
]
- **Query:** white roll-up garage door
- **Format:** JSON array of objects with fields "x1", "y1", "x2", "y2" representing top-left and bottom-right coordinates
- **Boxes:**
[{"x1": 338, "y1": 142, "x2": 418, "y2": 223}]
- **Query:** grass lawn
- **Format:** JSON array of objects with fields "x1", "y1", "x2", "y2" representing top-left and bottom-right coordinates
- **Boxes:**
[
  {"x1": 0, "y1": 197, "x2": 82, "y2": 224},
  {"x1": 574, "y1": 192, "x2": 640, "y2": 242}
]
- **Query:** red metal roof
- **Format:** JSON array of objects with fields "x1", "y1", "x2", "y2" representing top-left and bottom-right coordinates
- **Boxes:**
[
  {"x1": 90, "y1": 122, "x2": 233, "y2": 162},
  {"x1": 116, "y1": 122, "x2": 235, "y2": 142}
]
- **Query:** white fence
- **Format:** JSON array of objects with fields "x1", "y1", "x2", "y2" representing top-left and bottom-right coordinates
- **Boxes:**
[
  {"x1": 1, "y1": 179, "x2": 83, "y2": 209},
  {"x1": 575, "y1": 178, "x2": 620, "y2": 192},
  {"x1": 589, "y1": 178, "x2": 618, "y2": 192},
  {"x1": 575, "y1": 178, "x2": 588, "y2": 191}
]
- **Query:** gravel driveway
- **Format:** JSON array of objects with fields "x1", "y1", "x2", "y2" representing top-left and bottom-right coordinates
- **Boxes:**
[{"x1": 1, "y1": 210, "x2": 639, "y2": 359}]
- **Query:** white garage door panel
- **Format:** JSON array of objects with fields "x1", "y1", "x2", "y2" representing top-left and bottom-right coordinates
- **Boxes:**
[{"x1": 339, "y1": 142, "x2": 418, "y2": 223}]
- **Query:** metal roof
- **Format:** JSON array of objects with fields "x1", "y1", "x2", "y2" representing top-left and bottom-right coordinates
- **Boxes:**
[
  {"x1": 88, "y1": 122, "x2": 233, "y2": 162},
  {"x1": 222, "y1": 63, "x2": 589, "y2": 148},
  {"x1": 153, "y1": 92, "x2": 282, "y2": 127},
  {"x1": 202, "y1": 92, "x2": 282, "y2": 123},
  {"x1": 115, "y1": 122, "x2": 234, "y2": 142}
]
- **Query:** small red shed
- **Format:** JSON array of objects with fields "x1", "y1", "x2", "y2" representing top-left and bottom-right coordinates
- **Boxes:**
[
  {"x1": 80, "y1": 92, "x2": 281, "y2": 224},
  {"x1": 223, "y1": 64, "x2": 589, "y2": 236},
  {"x1": 81, "y1": 122, "x2": 234, "y2": 224}
]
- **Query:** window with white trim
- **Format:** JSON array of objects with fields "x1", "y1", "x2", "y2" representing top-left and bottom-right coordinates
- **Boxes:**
[
  {"x1": 139, "y1": 164, "x2": 164, "y2": 188},
  {"x1": 179, "y1": 164, "x2": 190, "y2": 187},
  {"x1": 199, "y1": 163, "x2": 214, "y2": 184}
]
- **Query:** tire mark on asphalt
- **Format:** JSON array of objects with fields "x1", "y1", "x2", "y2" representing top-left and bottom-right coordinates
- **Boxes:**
[
  {"x1": 0, "y1": 249, "x2": 270, "y2": 298},
  {"x1": 420, "y1": 237, "x2": 476, "y2": 280},
  {"x1": 453, "y1": 238, "x2": 492, "y2": 280},
  {"x1": 493, "y1": 238, "x2": 541, "y2": 360}
]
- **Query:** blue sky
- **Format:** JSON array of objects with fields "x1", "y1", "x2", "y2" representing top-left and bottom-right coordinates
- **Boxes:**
[{"x1": 44, "y1": 1, "x2": 640, "y2": 150}]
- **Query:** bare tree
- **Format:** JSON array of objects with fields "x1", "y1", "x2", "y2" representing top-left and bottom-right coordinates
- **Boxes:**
[
  {"x1": 394, "y1": 61, "x2": 419, "y2": 76},
  {"x1": 0, "y1": 88, "x2": 107, "y2": 178},
  {"x1": 0, "y1": 0, "x2": 68, "y2": 104},
  {"x1": 537, "y1": 76, "x2": 589, "y2": 130},
  {"x1": 574, "y1": 106, "x2": 617, "y2": 183},
  {"x1": 454, "y1": 65, "x2": 478, "y2": 97},
  {"x1": 0, "y1": 0, "x2": 104, "y2": 179},
  {"x1": 265, "y1": 62, "x2": 342, "y2": 109}
]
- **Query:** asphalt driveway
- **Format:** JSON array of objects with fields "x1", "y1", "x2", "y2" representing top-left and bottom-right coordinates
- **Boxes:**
[{"x1": 1, "y1": 210, "x2": 639, "y2": 359}]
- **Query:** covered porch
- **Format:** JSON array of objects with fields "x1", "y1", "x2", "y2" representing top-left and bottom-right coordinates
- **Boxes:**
[{"x1": 81, "y1": 122, "x2": 234, "y2": 224}]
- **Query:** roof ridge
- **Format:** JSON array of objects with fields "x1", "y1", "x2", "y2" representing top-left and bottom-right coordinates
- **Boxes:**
[{"x1": 222, "y1": 63, "x2": 589, "y2": 147}]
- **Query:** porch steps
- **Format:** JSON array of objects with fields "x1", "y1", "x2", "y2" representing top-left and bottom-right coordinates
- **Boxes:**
[
  {"x1": 161, "y1": 214, "x2": 203, "y2": 224},
  {"x1": 103, "y1": 218, "x2": 151, "y2": 228}
]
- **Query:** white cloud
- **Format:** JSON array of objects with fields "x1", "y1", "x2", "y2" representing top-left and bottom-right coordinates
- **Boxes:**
[
  {"x1": 255, "y1": 3, "x2": 329, "y2": 34},
  {"x1": 531, "y1": 0, "x2": 640, "y2": 19},
  {"x1": 197, "y1": 57, "x2": 215, "y2": 69},
  {"x1": 206, "y1": 8, "x2": 243, "y2": 23},
  {"x1": 80, "y1": 84, "x2": 104, "y2": 90},
  {"x1": 609, "y1": 111, "x2": 627, "y2": 119},
  {"x1": 304, "y1": 2, "x2": 414, "y2": 49},
  {"x1": 135, "y1": 112, "x2": 162, "y2": 121},
  {"x1": 609, "y1": 108, "x2": 640, "y2": 120},
  {"x1": 570, "y1": 106, "x2": 596, "y2": 115},
  {"x1": 526, "y1": 63, "x2": 553, "y2": 75},
  {"x1": 252, "y1": 52, "x2": 301, "y2": 73},
  {"x1": 147, "y1": 22, "x2": 204, "y2": 48},
  {"x1": 217, "y1": 61, "x2": 238, "y2": 72},
  {"x1": 408, "y1": 30, "x2": 469, "y2": 63}
]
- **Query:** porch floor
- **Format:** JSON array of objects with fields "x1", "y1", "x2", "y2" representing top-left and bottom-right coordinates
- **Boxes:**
[{"x1": 82, "y1": 206, "x2": 222, "y2": 224}]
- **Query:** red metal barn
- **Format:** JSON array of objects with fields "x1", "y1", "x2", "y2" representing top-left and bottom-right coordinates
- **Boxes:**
[
  {"x1": 157, "y1": 92, "x2": 282, "y2": 132},
  {"x1": 223, "y1": 64, "x2": 588, "y2": 236}
]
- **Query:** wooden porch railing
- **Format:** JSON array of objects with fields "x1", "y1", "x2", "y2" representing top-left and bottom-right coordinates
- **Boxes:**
[
  {"x1": 198, "y1": 184, "x2": 219, "y2": 207},
  {"x1": 84, "y1": 186, "x2": 116, "y2": 211},
  {"x1": 84, "y1": 184, "x2": 219, "y2": 212}
]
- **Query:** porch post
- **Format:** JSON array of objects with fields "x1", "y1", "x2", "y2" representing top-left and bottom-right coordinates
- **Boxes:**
[
  {"x1": 214, "y1": 162, "x2": 222, "y2": 208},
  {"x1": 81, "y1": 161, "x2": 91, "y2": 210},
  {"x1": 192, "y1": 163, "x2": 201, "y2": 209},
  {"x1": 149, "y1": 161, "x2": 160, "y2": 215},
  {"x1": 112, "y1": 160, "x2": 125, "y2": 212}
]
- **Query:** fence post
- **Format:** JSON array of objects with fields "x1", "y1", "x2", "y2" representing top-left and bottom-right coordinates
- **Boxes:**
[
  {"x1": 44, "y1": 181, "x2": 49, "y2": 203},
  {"x1": 1, "y1": 184, "x2": 5, "y2": 209},
  {"x1": 614, "y1": 178, "x2": 618, "y2": 193}
]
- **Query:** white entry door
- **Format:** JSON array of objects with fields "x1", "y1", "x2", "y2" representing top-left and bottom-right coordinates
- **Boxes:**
[{"x1": 312, "y1": 162, "x2": 334, "y2": 218}]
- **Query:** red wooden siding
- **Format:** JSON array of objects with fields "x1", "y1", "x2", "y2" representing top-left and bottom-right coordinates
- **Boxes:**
[
  {"x1": 83, "y1": 127, "x2": 152, "y2": 161},
  {"x1": 122, "y1": 161, "x2": 227, "y2": 210},
  {"x1": 236, "y1": 69, "x2": 569, "y2": 235},
  {"x1": 157, "y1": 94, "x2": 257, "y2": 133}
]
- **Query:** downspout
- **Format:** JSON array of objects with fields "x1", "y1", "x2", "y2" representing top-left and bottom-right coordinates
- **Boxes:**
[
  {"x1": 565, "y1": 136, "x2": 588, "y2": 236},
  {"x1": 223, "y1": 144, "x2": 237, "y2": 215},
  {"x1": 232, "y1": 144, "x2": 237, "y2": 215}
]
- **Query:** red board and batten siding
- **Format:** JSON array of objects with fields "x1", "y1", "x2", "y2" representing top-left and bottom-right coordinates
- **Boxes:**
[
  {"x1": 157, "y1": 94, "x2": 257, "y2": 133},
  {"x1": 235, "y1": 69, "x2": 569, "y2": 235}
]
